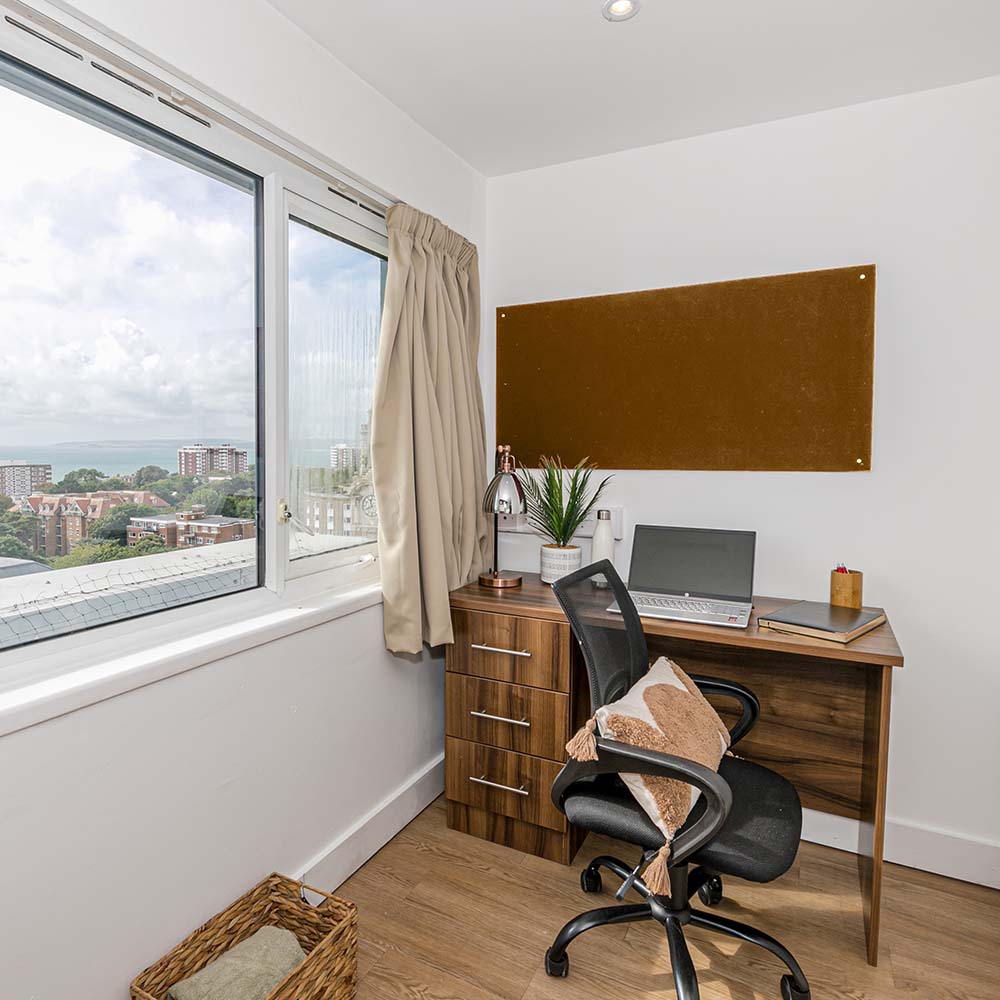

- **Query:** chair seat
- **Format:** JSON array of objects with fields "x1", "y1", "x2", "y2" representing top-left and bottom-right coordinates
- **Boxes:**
[{"x1": 562, "y1": 756, "x2": 802, "y2": 883}]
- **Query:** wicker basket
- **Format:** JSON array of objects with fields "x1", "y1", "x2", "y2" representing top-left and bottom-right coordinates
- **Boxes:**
[{"x1": 131, "y1": 873, "x2": 356, "y2": 1000}]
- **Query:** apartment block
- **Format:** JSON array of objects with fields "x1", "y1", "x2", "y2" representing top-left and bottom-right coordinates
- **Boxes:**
[
  {"x1": 177, "y1": 444, "x2": 248, "y2": 477},
  {"x1": 0, "y1": 460, "x2": 52, "y2": 500},
  {"x1": 329, "y1": 443, "x2": 361, "y2": 472},
  {"x1": 19, "y1": 490, "x2": 169, "y2": 558},
  {"x1": 127, "y1": 504, "x2": 256, "y2": 549}
]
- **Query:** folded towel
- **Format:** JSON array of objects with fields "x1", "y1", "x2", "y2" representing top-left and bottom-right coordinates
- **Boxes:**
[{"x1": 168, "y1": 925, "x2": 306, "y2": 1000}]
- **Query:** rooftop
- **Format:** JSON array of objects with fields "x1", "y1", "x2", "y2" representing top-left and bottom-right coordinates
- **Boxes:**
[
  {"x1": 0, "y1": 557, "x2": 49, "y2": 579},
  {"x1": 132, "y1": 513, "x2": 254, "y2": 526}
]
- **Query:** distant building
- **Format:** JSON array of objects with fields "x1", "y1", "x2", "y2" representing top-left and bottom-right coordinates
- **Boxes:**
[
  {"x1": 19, "y1": 490, "x2": 169, "y2": 558},
  {"x1": 302, "y1": 474, "x2": 378, "y2": 542},
  {"x1": 177, "y1": 443, "x2": 248, "y2": 477},
  {"x1": 329, "y1": 443, "x2": 361, "y2": 473},
  {"x1": 127, "y1": 504, "x2": 256, "y2": 549},
  {"x1": 0, "y1": 460, "x2": 52, "y2": 500}
]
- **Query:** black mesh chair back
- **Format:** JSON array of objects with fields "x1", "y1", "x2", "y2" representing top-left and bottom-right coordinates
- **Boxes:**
[{"x1": 551, "y1": 560, "x2": 649, "y2": 712}]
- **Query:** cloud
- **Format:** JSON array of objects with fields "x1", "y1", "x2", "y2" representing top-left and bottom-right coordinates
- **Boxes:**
[
  {"x1": 0, "y1": 85, "x2": 256, "y2": 445},
  {"x1": 0, "y1": 83, "x2": 385, "y2": 457}
]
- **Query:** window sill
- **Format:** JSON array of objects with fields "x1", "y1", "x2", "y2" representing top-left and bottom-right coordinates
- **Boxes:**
[{"x1": 0, "y1": 573, "x2": 382, "y2": 740}]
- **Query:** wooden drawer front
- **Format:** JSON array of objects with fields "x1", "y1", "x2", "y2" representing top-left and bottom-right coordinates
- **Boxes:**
[
  {"x1": 445, "y1": 737, "x2": 565, "y2": 832},
  {"x1": 448, "y1": 609, "x2": 571, "y2": 691},
  {"x1": 446, "y1": 674, "x2": 569, "y2": 760}
]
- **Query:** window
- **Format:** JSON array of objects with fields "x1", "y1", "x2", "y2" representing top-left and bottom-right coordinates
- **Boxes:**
[
  {"x1": 285, "y1": 199, "x2": 387, "y2": 569},
  {"x1": 0, "y1": 14, "x2": 389, "y2": 659},
  {"x1": 0, "y1": 54, "x2": 261, "y2": 650}
]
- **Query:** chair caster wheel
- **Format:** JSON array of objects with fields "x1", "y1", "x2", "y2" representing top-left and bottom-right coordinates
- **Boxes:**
[
  {"x1": 698, "y1": 875, "x2": 723, "y2": 906},
  {"x1": 780, "y1": 974, "x2": 810, "y2": 1000},
  {"x1": 580, "y1": 868, "x2": 602, "y2": 893},
  {"x1": 545, "y1": 948, "x2": 569, "y2": 978}
]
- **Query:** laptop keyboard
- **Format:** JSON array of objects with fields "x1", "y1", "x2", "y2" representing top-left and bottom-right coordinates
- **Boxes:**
[{"x1": 633, "y1": 594, "x2": 746, "y2": 617}]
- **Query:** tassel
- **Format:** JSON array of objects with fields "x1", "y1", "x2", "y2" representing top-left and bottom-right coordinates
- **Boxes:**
[
  {"x1": 644, "y1": 845, "x2": 673, "y2": 897},
  {"x1": 565, "y1": 717, "x2": 599, "y2": 761}
]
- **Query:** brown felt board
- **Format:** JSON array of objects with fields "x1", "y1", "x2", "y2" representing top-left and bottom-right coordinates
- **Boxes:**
[{"x1": 497, "y1": 265, "x2": 875, "y2": 472}]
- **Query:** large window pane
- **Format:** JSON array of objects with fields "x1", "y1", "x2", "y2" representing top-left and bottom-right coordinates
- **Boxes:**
[
  {"x1": 0, "y1": 71, "x2": 260, "y2": 649},
  {"x1": 287, "y1": 217, "x2": 384, "y2": 561}
]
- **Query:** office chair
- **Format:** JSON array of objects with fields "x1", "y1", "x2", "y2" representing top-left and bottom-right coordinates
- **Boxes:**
[{"x1": 545, "y1": 560, "x2": 811, "y2": 1000}]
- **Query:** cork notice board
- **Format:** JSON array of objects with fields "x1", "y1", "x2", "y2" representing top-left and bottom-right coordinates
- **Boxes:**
[{"x1": 496, "y1": 265, "x2": 875, "y2": 472}]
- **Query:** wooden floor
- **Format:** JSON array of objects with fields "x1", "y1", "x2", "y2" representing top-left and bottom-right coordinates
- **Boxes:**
[{"x1": 339, "y1": 797, "x2": 1000, "y2": 1000}]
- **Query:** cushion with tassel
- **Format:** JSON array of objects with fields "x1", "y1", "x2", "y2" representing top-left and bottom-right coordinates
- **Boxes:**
[{"x1": 565, "y1": 657, "x2": 730, "y2": 895}]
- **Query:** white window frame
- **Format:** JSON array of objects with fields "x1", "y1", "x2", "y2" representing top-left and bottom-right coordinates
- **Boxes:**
[
  {"x1": 277, "y1": 191, "x2": 386, "y2": 585},
  {"x1": 0, "y1": 1, "x2": 391, "y2": 699}
]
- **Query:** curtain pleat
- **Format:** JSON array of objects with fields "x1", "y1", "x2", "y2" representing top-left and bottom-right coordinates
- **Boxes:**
[{"x1": 371, "y1": 204, "x2": 488, "y2": 653}]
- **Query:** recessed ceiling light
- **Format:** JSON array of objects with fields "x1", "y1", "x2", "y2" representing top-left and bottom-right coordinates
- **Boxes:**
[{"x1": 603, "y1": 0, "x2": 640, "y2": 21}]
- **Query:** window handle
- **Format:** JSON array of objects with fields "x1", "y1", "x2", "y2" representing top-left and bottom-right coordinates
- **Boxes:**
[
  {"x1": 470, "y1": 709, "x2": 530, "y2": 728},
  {"x1": 469, "y1": 775, "x2": 529, "y2": 796},
  {"x1": 470, "y1": 643, "x2": 531, "y2": 658},
  {"x1": 277, "y1": 499, "x2": 293, "y2": 524}
]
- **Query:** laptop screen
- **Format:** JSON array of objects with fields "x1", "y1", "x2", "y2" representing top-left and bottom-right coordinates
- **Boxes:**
[{"x1": 628, "y1": 525, "x2": 756, "y2": 602}]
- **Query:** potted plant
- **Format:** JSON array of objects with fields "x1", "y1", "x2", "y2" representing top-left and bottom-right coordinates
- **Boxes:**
[{"x1": 522, "y1": 456, "x2": 612, "y2": 584}]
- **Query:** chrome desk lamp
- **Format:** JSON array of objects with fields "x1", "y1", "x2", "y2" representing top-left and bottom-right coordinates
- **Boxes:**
[{"x1": 480, "y1": 444, "x2": 527, "y2": 588}]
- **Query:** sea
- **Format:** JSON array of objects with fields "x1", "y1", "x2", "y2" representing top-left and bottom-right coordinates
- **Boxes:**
[{"x1": 0, "y1": 440, "x2": 257, "y2": 484}]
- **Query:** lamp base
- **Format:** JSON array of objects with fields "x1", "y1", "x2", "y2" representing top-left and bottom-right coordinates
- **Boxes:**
[{"x1": 479, "y1": 570, "x2": 523, "y2": 589}]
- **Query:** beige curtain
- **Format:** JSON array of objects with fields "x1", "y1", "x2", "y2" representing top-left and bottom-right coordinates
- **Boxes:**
[{"x1": 371, "y1": 204, "x2": 489, "y2": 653}]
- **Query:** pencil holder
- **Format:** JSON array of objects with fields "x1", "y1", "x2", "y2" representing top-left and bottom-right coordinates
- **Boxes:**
[{"x1": 830, "y1": 569, "x2": 863, "y2": 609}]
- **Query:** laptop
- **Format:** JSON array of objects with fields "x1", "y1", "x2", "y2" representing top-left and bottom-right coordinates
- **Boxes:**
[{"x1": 610, "y1": 525, "x2": 756, "y2": 628}]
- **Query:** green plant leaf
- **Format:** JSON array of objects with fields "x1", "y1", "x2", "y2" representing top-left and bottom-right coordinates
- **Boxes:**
[{"x1": 521, "y1": 456, "x2": 612, "y2": 547}]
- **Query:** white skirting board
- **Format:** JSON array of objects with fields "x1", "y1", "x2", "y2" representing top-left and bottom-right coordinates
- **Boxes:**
[
  {"x1": 802, "y1": 808, "x2": 1000, "y2": 890},
  {"x1": 298, "y1": 752, "x2": 445, "y2": 891},
  {"x1": 296, "y1": 763, "x2": 999, "y2": 894}
]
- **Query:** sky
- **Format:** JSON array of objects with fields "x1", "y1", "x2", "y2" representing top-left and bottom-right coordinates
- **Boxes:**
[
  {"x1": 0, "y1": 77, "x2": 385, "y2": 466},
  {"x1": 288, "y1": 218, "x2": 384, "y2": 457},
  {"x1": 0, "y1": 81, "x2": 257, "y2": 448}
]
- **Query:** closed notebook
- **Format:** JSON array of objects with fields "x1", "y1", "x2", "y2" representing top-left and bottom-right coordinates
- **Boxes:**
[{"x1": 757, "y1": 601, "x2": 886, "y2": 643}]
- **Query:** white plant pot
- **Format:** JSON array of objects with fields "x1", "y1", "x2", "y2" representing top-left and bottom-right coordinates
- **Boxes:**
[{"x1": 540, "y1": 544, "x2": 582, "y2": 584}]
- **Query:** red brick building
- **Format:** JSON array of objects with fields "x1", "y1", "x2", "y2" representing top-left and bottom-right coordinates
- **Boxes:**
[
  {"x1": 127, "y1": 504, "x2": 256, "y2": 549},
  {"x1": 177, "y1": 444, "x2": 248, "y2": 477},
  {"x1": 18, "y1": 490, "x2": 170, "y2": 558}
]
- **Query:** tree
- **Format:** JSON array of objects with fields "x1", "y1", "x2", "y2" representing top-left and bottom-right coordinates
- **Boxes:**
[
  {"x1": 144, "y1": 474, "x2": 200, "y2": 507},
  {"x1": 55, "y1": 468, "x2": 108, "y2": 493},
  {"x1": 51, "y1": 539, "x2": 127, "y2": 569},
  {"x1": 132, "y1": 536, "x2": 167, "y2": 556},
  {"x1": 0, "y1": 493, "x2": 13, "y2": 512},
  {"x1": 188, "y1": 486, "x2": 223, "y2": 515},
  {"x1": 134, "y1": 464, "x2": 171, "y2": 488},
  {"x1": 220, "y1": 495, "x2": 256, "y2": 519},
  {"x1": 0, "y1": 533, "x2": 40, "y2": 562},
  {"x1": 0, "y1": 510, "x2": 39, "y2": 548},
  {"x1": 226, "y1": 473, "x2": 256, "y2": 495},
  {"x1": 88, "y1": 503, "x2": 161, "y2": 546}
]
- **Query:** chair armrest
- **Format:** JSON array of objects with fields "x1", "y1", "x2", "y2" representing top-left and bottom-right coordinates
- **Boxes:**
[
  {"x1": 689, "y1": 675, "x2": 760, "y2": 747},
  {"x1": 551, "y1": 737, "x2": 733, "y2": 866}
]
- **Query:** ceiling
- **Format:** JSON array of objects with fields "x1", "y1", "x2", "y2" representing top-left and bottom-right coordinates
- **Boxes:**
[{"x1": 268, "y1": 0, "x2": 1000, "y2": 175}]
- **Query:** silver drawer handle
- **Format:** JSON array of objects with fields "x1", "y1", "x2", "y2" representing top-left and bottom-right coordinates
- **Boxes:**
[
  {"x1": 470, "y1": 709, "x2": 531, "y2": 728},
  {"x1": 470, "y1": 643, "x2": 532, "y2": 658},
  {"x1": 469, "y1": 774, "x2": 529, "y2": 796}
]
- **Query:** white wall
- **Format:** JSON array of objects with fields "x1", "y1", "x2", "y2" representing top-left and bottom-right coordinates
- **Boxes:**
[
  {"x1": 0, "y1": 606, "x2": 444, "y2": 998},
  {"x1": 486, "y1": 76, "x2": 1000, "y2": 883},
  {"x1": 0, "y1": 3, "x2": 485, "y2": 998}
]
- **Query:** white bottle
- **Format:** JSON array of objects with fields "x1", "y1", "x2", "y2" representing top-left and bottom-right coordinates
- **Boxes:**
[{"x1": 591, "y1": 509, "x2": 615, "y2": 587}]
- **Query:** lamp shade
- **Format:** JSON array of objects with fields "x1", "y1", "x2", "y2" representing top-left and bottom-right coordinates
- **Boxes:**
[{"x1": 482, "y1": 470, "x2": 526, "y2": 515}]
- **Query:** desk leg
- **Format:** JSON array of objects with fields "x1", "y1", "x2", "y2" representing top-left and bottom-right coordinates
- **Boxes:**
[{"x1": 858, "y1": 664, "x2": 892, "y2": 966}]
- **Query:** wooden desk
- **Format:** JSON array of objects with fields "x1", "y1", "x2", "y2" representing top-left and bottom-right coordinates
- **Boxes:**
[{"x1": 446, "y1": 574, "x2": 903, "y2": 966}]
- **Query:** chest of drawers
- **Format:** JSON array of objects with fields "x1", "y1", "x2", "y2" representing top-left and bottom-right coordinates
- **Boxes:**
[{"x1": 445, "y1": 587, "x2": 590, "y2": 864}]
